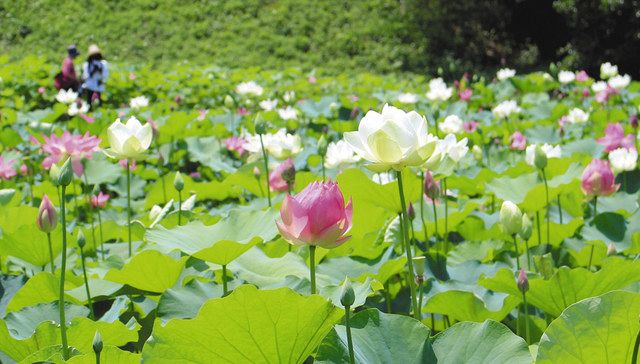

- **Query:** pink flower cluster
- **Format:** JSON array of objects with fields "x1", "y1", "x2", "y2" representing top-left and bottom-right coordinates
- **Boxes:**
[
  {"x1": 597, "y1": 123, "x2": 635, "y2": 152},
  {"x1": 0, "y1": 156, "x2": 16, "y2": 180},
  {"x1": 35, "y1": 131, "x2": 101, "y2": 176},
  {"x1": 510, "y1": 132, "x2": 527, "y2": 150}
]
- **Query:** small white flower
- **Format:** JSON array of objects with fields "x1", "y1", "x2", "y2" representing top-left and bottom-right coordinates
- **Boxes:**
[
  {"x1": 600, "y1": 62, "x2": 619, "y2": 79},
  {"x1": 67, "y1": 101, "x2": 89, "y2": 116},
  {"x1": 565, "y1": 108, "x2": 589, "y2": 124},
  {"x1": 324, "y1": 140, "x2": 361, "y2": 169},
  {"x1": 56, "y1": 89, "x2": 78, "y2": 104},
  {"x1": 558, "y1": 71, "x2": 575, "y2": 84},
  {"x1": 277, "y1": 106, "x2": 298, "y2": 120},
  {"x1": 591, "y1": 81, "x2": 608, "y2": 93},
  {"x1": 129, "y1": 96, "x2": 149, "y2": 110},
  {"x1": 439, "y1": 114, "x2": 464, "y2": 134},
  {"x1": 259, "y1": 99, "x2": 278, "y2": 111},
  {"x1": 525, "y1": 144, "x2": 561, "y2": 166},
  {"x1": 609, "y1": 147, "x2": 637, "y2": 173},
  {"x1": 181, "y1": 194, "x2": 197, "y2": 211},
  {"x1": 608, "y1": 74, "x2": 631, "y2": 90},
  {"x1": 235, "y1": 81, "x2": 263, "y2": 96},
  {"x1": 434, "y1": 134, "x2": 469, "y2": 163},
  {"x1": 426, "y1": 78, "x2": 453, "y2": 102},
  {"x1": 398, "y1": 93, "x2": 418, "y2": 104},
  {"x1": 492, "y1": 100, "x2": 521, "y2": 119},
  {"x1": 497, "y1": 68, "x2": 516, "y2": 81},
  {"x1": 283, "y1": 90, "x2": 295, "y2": 102}
]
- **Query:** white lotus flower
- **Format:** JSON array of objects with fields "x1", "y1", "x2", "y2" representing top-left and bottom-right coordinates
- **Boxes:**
[
  {"x1": 609, "y1": 147, "x2": 637, "y2": 173},
  {"x1": 497, "y1": 68, "x2": 516, "y2": 81},
  {"x1": 525, "y1": 144, "x2": 561, "y2": 166},
  {"x1": 283, "y1": 90, "x2": 296, "y2": 102},
  {"x1": 434, "y1": 134, "x2": 468, "y2": 163},
  {"x1": 398, "y1": 93, "x2": 418, "y2": 104},
  {"x1": 129, "y1": 96, "x2": 149, "y2": 110},
  {"x1": 149, "y1": 205, "x2": 164, "y2": 221},
  {"x1": 235, "y1": 81, "x2": 263, "y2": 96},
  {"x1": 259, "y1": 99, "x2": 278, "y2": 111},
  {"x1": 68, "y1": 101, "x2": 89, "y2": 116},
  {"x1": 56, "y1": 89, "x2": 78, "y2": 104},
  {"x1": 439, "y1": 115, "x2": 464, "y2": 134},
  {"x1": 105, "y1": 116, "x2": 153, "y2": 159},
  {"x1": 608, "y1": 74, "x2": 631, "y2": 90},
  {"x1": 324, "y1": 140, "x2": 361, "y2": 169},
  {"x1": 558, "y1": 71, "x2": 575, "y2": 84},
  {"x1": 565, "y1": 108, "x2": 589, "y2": 124},
  {"x1": 426, "y1": 78, "x2": 453, "y2": 102},
  {"x1": 591, "y1": 81, "x2": 608, "y2": 93},
  {"x1": 343, "y1": 104, "x2": 437, "y2": 172},
  {"x1": 243, "y1": 128, "x2": 302, "y2": 159},
  {"x1": 492, "y1": 100, "x2": 521, "y2": 119},
  {"x1": 600, "y1": 62, "x2": 618, "y2": 79},
  {"x1": 181, "y1": 194, "x2": 197, "y2": 211},
  {"x1": 277, "y1": 106, "x2": 298, "y2": 120}
]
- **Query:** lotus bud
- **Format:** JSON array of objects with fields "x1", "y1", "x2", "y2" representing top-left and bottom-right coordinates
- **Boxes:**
[
  {"x1": 49, "y1": 164, "x2": 62, "y2": 187},
  {"x1": 519, "y1": 214, "x2": 533, "y2": 241},
  {"x1": 174, "y1": 172, "x2": 184, "y2": 192},
  {"x1": 413, "y1": 256, "x2": 426, "y2": 285},
  {"x1": 37, "y1": 194, "x2": 58, "y2": 233},
  {"x1": 254, "y1": 114, "x2": 267, "y2": 135},
  {"x1": 93, "y1": 330, "x2": 103, "y2": 355},
  {"x1": 607, "y1": 243, "x2": 617, "y2": 256},
  {"x1": 253, "y1": 166, "x2": 261, "y2": 178},
  {"x1": 77, "y1": 230, "x2": 86, "y2": 249},
  {"x1": 500, "y1": 201, "x2": 522, "y2": 236},
  {"x1": 517, "y1": 268, "x2": 529, "y2": 293},
  {"x1": 281, "y1": 163, "x2": 296, "y2": 188},
  {"x1": 423, "y1": 171, "x2": 440, "y2": 199},
  {"x1": 57, "y1": 158, "x2": 73, "y2": 186},
  {"x1": 318, "y1": 135, "x2": 328, "y2": 157},
  {"x1": 472, "y1": 145, "x2": 483, "y2": 161},
  {"x1": 534, "y1": 145, "x2": 548, "y2": 170},
  {"x1": 536, "y1": 253, "x2": 555, "y2": 279},
  {"x1": 407, "y1": 202, "x2": 416, "y2": 221},
  {"x1": 339, "y1": 278, "x2": 355, "y2": 307},
  {"x1": 149, "y1": 205, "x2": 163, "y2": 221},
  {"x1": 224, "y1": 95, "x2": 235, "y2": 108}
]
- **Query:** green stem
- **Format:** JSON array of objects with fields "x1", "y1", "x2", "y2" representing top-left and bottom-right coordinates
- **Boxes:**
[
  {"x1": 384, "y1": 281, "x2": 392, "y2": 313},
  {"x1": 259, "y1": 134, "x2": 272, "y2": 207},
  {"x1": 126, "y1": 160, "x2": 132, "y2": 257},
  {"x1": 432, "y1": 200, "x2": 439, "y2": 241},
  {"x1": 557, "y1": 194, "x2": 563, "y2": 224},
  {"x1": 420, "y1": 172, "x2": 427, "y2": 241},
  {"x1": 47, "y1": 233, "x2": 54, "y2": 273},
  {"x1": 309, "y1": 245, "x2": 317, "y2": 294},
  {"x1": 417, "y1": 282, "x2": 424, "y2": 321},
  {"x1": 513, "y1": 234, "x2": 520, "y2": 270},
  {"x1": 525, "y1": 239, "x2": 532, "y2": 271},
  {"x1": 588, "y1": 197, "x2": 598, "y2": 269},
  {"x1": 632, "y1": 327, "x2": 640, "y2": 364},
  {"x1": 97, "y1": 210, "x2": 104, "y2": 260},
  {"x1": 345, "y1": 306, "x2": 355, "y2": 364},
  {"x1": 96, "y1": 351, "x2": 101, "y2": 364},
  {"x1": 443, "y1": 178, "x2": 449, "y2": 253},
  {"x1": 396, "y1": 171, "x2": 419, "y2": 319},
  {"x1": 522, "y1": 292, "x2": 530, "y2": 343},
  {"x1": 161, "y1": 172, "x2": 167, "y2": 204},
  {"x1": 541, "y1": 168, "x2": 550, "y2": 245},
  {"x1": 80, "y1": 246, "x2": 94, "y2": 320},
  {"x1": 59, "y1": 185, "x2": 69, "y2": 359},
  {"x1": 82, "y1": 172, "x2": 98, "y2": 256},
  {"x1": 321, "y1": 155, "x2": 326, "y2": 182},
  {"x1": 221, "y1": 264, "x2": 228, "y2": 296},
  {"x1": 178, "y1": 190, "x2": 182, "y2": 226},
  {"x1": 535, "y1": 211, "x2": 542, "y2": 247}
]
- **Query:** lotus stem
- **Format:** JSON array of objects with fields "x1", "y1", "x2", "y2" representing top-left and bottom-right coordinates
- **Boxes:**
[
  {"x1": 541, "y1": 168, "x2": 550, "y2": 245},
  {"x1": 59, "y1": 185, "x2": 69, "y2": 359},
  {"x1": 97, "y1": 210, "x2": 104, "y2": 260},
  {"x1": 126, "y1": 159, "x2": 132, "y2": 257},
  {"x1": 178, "y1": 190, "x2": 182, "y2": 226},
  {"x1": 588, "y1": 197, "x2": 598, "y2": 269},
  {"x1": 522, "y1": 291, "x2": 530, "y2": 343},
  {"x1": 420, "y1": 172, "x2": 428, "y2": 241},
  {"x1": 345, "y1": 305, "x2": 355, "y2": 364},
  {"x1": 47, "y1": 232, "x2": 54, "y2": 273},
  {"x1": 513, "y1": 234, "x2": 520, "y2": 270},
  {"x1": 79, "y1": 245, "x2": 94, "y2": 320},
  {"x1": 396, "y1": 170, "x2": 419, "y2": 319},
  {"x1": 632, "y1": 326, "x2": 640, "y2": 364},
  {"x1": 259, "y1": 134, "x2": 272, "y2": 207},
  {"x1": 222, "y1": 264, "x2": 228, "y2": 296},
  {"x1": 309, "y1": 245, "x2": 317, "y2": 294}
]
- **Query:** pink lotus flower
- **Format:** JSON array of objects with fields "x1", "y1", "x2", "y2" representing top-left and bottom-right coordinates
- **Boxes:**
[
  {"x1": 308, "y1": 75, "x2": 317, "y2": 84},
  {"x1": 91, "y1": 191, "x2": 109, "y2": 209},
  {"x1": 197, "y1": 109, "x2": 208, "y2": 121},
  {"x1": 19, "y1": 164, "x2": 28, "y2": 176},
  {"x1": 459, "y1": 88, "x2": 472, "y2": 101},
  {"x1": 80, "y1": 114, "x2": 95, "y2": 124},
  {"x1": 581, "y1": 88, "x2": 590, "y2": 98},
  {"x1": 597, "y1": 123, "x2": 635, "y2": 152},
  {"x1": 349, "y1": 95, "x2": 359, "y2": 103},
  {"x1": 581, "y1": 159, "x2": 619, "y2": 197},
  {"x1": 276, "y1": 181, "x2": 353, "y2": 248},
  {"x1": 269, "y1": 158, "x2": 295, "y2": 192},
  {"x1": 510, "y1": 132, "x2": 527, "y2": 150},
  {"x1": 631, "y1": 115, "x2": 638, "y2": 129},
  {"x1": 190, "y1": 172, "x2": 201, "y2": 179},
  {"x1": 237, "y1": 107, "x2": 249, "y2": 116},
  {"x1": 128, "y1": 73, "x2": 136, "y2": 80},
  {"x1": 224, "y1": 136, "x2": 247, "y2": 156},
  {"x1": 0, "y1": 157, "x2": 16, "y2": 180},
  {"x1": 118, "y1": 111, "x2": 126, "y2": 117},
  {"x1": 119, "y1": 159, "x2": 137, "y2": 171},
  {"x1": 174, "y1": 95, "x2": 182, "y2": 104},
  {"x1": 37, "y1": 194, "x2": 58, "y2": 233},
  {"x1": 38, "y1": 87, "x2": 46, "y2": 94},
  {"x1": 576, "y1": 70, "x2": 589, "y2": 82},
  {"x1": 463, "y1": 121, "x2": 479, "y2": 133},
  {"x1": 39, "y1": 131, "x2": 101, "y2": 176}
]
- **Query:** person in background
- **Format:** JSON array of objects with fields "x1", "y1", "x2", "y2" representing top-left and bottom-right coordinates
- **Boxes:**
[
  {"x1": 54, "y1": 45, "x2": 80, "y2": 91},
  {"x1": 81, "y1": 44, "x2": 109, "y2": 107}
]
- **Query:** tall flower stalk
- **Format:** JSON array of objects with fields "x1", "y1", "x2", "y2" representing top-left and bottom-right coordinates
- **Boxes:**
[
  {"x1": 397, "y1": 171, "x2": 419, "y2": 319},
  {"x1": 77, "y1": 231, "x2": 94, "y2": 319},
  {"x1": 37, "y1": 194, "x2": 58, "y2": 273},
  {"x1": 340, "y1": 279, "x2": 356, "y2": 364}
]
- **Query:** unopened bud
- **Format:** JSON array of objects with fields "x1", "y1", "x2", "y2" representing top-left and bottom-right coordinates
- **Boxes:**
[
  {"x1": 534, "y1": 145, "x2": 548, "y2": 170},
  {"x1": 224, "y1": 95, "x2": 235, "y2": 108},
  {"x1": 77, "y1": 230, "x2": 86, "y2": 249},
  {"x1": 500, "y1": 201, "x2": 523, "y2": 236},
  {"x1": 339, "y1": 278, "x2": 355, "y2": 307},
  {"x1": 57, "y1": 158, "x2": 73, "y2": 186},
  {"x1": 253, "y1": 166, "x2": 261, "y2": 177},
  {"x1": 318, "y1": 135, "x2": 328, "y2": 157},
  {"x1": 519, "y1": 214, "x2": 533, "y2": 241},
  {"x1": 254, "y1": 114, "x2": 267, "y2": 135},
  {"x1": 49, "y1": 164, "x2": 62, "y2": 187},
  {"x1": 281, "y1": 164, "x2": 296, "y2": 187},
  {"x1": 407, "y1": 202, "x2": 416, "y2": 221},
  {"x1": 607, "y1": 243, "x2": 617, "y2": 256},
  {"x1": 174, "y1": 172, "x2": 184, "y2": 192},
  {"x1": 37, "y1": 194, "x2": 58, "y2": 233},
  {"x1": 517, "y1": 268, "x2": 529, "y2": 293},
  {"x1": 472, "y1": 145, "x2": 483, "y2": 161},
  {"x1": 93, "y1": 330, "x2": 103, "y2": 354},
  {"x1": 423, "y1": 171, "x2": 440, "y2": 199}
]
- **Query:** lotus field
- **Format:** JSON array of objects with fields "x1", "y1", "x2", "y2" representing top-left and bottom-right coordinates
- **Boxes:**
[{"x1": 1, "y1": 58, "x2": 640, "y2": 363}]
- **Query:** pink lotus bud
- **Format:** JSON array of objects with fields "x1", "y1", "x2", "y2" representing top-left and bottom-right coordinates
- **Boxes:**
[
  {"x1": 174, "y1": 95, "x2": 182, "y2": 104},
  {"x1": 630, "y1": 115, "x2": 638, "y2": 129},
  {"x1": 20, "y1": 164, "x2": 28, "y2": 176},
  {"x1": 349, "y1": 95, "x2": 359, "y2": 102},
  {"x1": 38, "y1": 86, "x2": 46, "y2": 94},
  {"x1": 517, "y1": 268, "x2": 529, "y2": 293},
  {"x1": 308, "y1": 75, "x2": 317, "y2": 84},
  {"x1": 581, "y1": 88, "x2": 590, "y2": 98},
  {"x1": 190, "y1": 172, "x2": 201, "y2": 179},
  {"x1": 224, "y1": 136, "x2": 247, "y2": 156},
  {"x1": 581, "y1": 159, "x2": 619, "y2": 197},
  {"x1": 237, "y1": 107, "x2": 249, "y2": 116},
  {"x1": 463, "y1": 120, "x2": 479, "y2": 133},
  {"x1": 276, "y1": 181, "x2": 353, "y2": 248},
  {"x1": 91, "y1": 92, "x2": 100, "y2": 104},
  {"x1": 597, "y1": 123, "x2": 635, "y2": 152},
  {"x1": 510, "y1": 132, "x2": 527, "y2": 151},
  {"x1": 350, "y1": 107, "x2": 360, "y2": 120},
  {"x1": 91, "y1": 191, "x2": 109, "y2": 209},
  {"x1": 37, "y1": 194, "x2": 58, "y2": 233},
  {"x1": 407, "y1": 202, "x2": 416, "y2": 221},
  {"x1": 128, "y1": 73, "x2": 136, "y2": 80},
  {"x1": 575, "y1": 70, "x2": 589, "y2": 82},
  {"x1": 423, "y1": 171, "x2": 440, "y2": 200},
  {"x1": 269, "y1": 158, "x2": 295, "y2": 192},
  {"x1": 459, "y1": 88, "x2": 472, "y2": 102}
]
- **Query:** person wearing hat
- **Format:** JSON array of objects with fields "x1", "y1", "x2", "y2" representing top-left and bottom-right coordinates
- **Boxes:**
[
  {"x1": 55, "y1": 45, "x2": 80, "y2": 91},
  {"x1": 81, "y1": 44, "x2": 109, "y2": 107}
]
